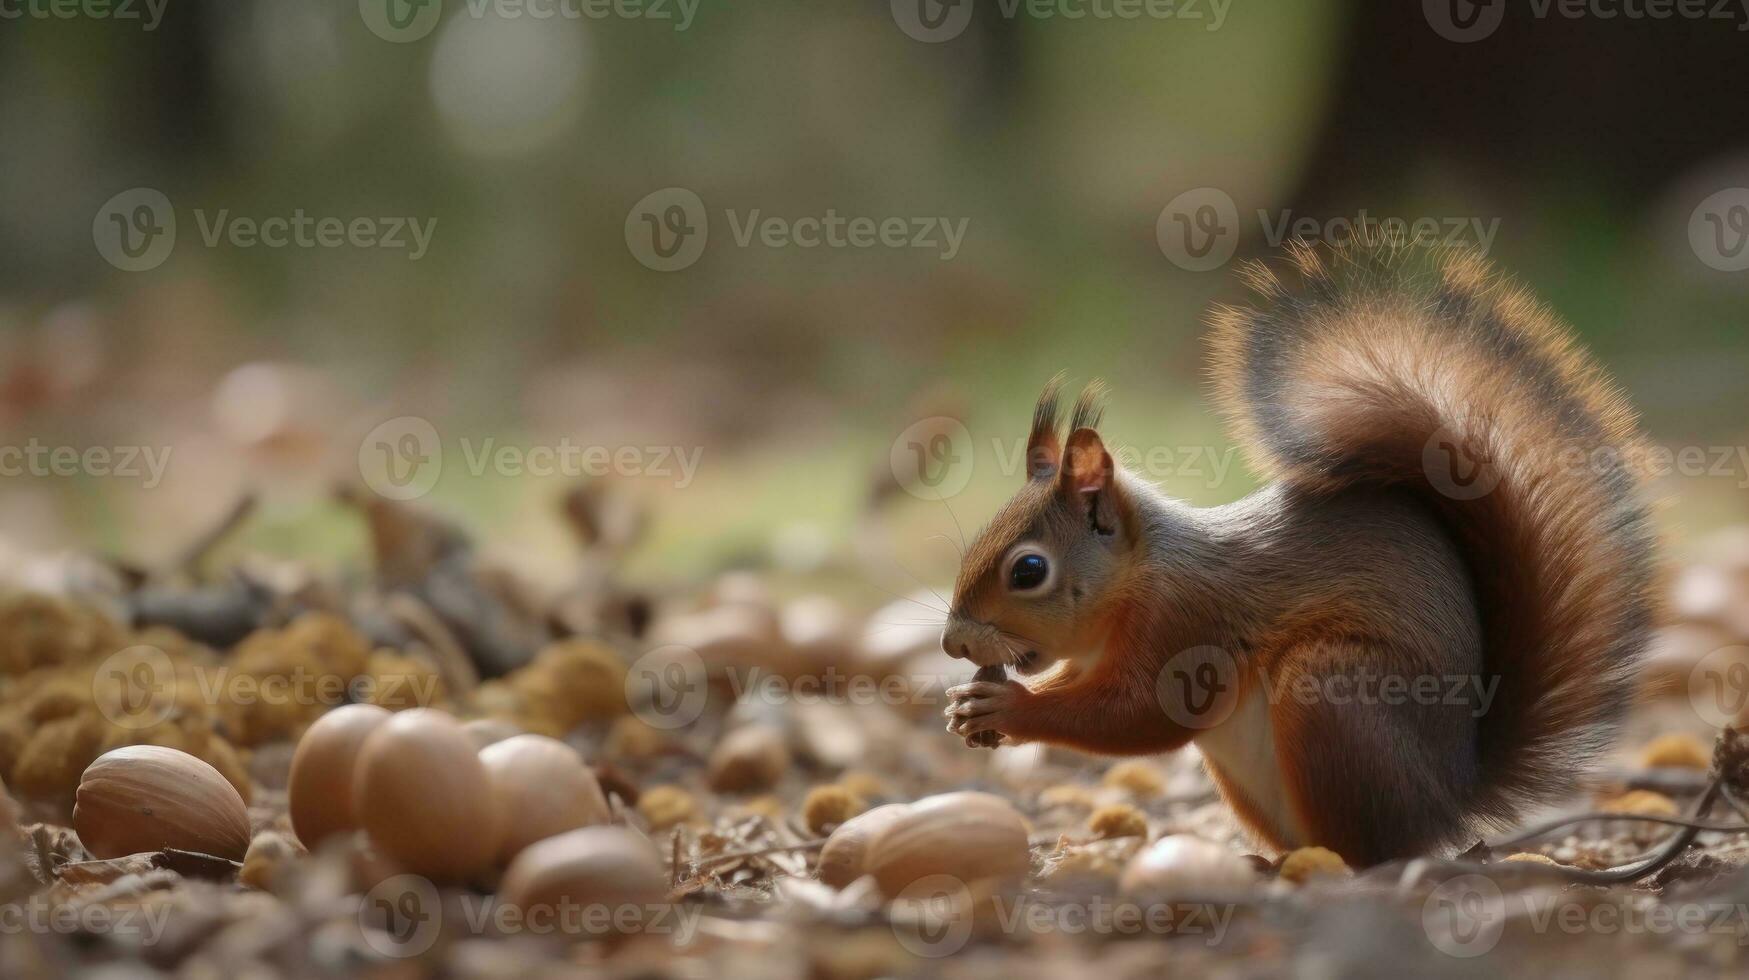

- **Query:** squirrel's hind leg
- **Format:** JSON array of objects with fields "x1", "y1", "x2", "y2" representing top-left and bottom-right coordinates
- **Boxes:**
[{"x1": 1264, "y1": 639, "x2": 1484, "y2": 866}]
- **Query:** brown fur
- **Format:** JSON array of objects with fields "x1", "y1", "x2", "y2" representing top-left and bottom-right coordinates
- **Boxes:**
[{"x1": 942, "y1": 238, "x2": 1660, "y2": 865}]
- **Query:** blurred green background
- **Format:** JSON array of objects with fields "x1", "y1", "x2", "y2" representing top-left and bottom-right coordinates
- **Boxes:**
[{"x1": 2, "y1": 0, "x2": 1747, "y2": 594}]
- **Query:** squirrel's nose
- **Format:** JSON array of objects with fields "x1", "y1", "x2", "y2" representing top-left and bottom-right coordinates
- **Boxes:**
[{"x1": 940, "y1": 624, "x2": 972, "y2": 660}]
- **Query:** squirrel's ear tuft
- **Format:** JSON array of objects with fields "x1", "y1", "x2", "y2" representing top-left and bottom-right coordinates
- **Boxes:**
[
  {"x1": 1027, "y1": 373, "x2": 1066, "y2": 480},
  {"x1": 1062, "y1": 427, "x2": 1122, "y2": 535},
  {"x1": 1069, "y1": 380, "x2": 1108, "y2": 433}
]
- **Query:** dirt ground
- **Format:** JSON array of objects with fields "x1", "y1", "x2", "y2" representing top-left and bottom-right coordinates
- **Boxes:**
[{"x1": 3, "y1": 492, "x2": 1749, "y2": 979}]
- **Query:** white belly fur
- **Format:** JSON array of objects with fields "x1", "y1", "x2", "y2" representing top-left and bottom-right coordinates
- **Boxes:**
[{"x1": 1192, "y1": 689, "x2": 1306, "y2": 850}]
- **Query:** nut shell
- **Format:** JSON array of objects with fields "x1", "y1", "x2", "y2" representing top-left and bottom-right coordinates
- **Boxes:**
[
  {"x1": 499, "y1": 826, "x2": 668, "y2": 915},
  {"x1": 864, "y1": 792, "x2": 1029, "y2": 897},
  {"x1": 73, "y1": 746, "x2": 251, "y2": 860},
  {"x1": 1120, "y1": 834, "x2": 1257, "y2": 895},
  {"x1": 353, "y1": 708, "x2": 501, "y2": 881},
  {"x1": 817, "y1": 802, "x2": 910, "y2": 889},
  {"x1": 480, "y1": 734, "x2": 611, "y2": 864},
  {"x1": 288, "y1": 704, "x2": 392, "y2": 848}
]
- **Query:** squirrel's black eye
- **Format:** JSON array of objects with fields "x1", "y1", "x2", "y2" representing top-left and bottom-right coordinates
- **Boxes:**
[{"x1": 1009, "y1": 553, "x2": 1050, "y2": 591}]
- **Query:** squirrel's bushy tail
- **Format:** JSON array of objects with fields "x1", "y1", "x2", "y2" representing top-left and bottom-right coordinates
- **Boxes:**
[{"x1": 1207, "y1": 238, "x2": 1660, "y2": 827}]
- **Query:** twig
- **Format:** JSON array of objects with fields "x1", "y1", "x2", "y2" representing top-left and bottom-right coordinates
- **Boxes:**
[
  {"x1": 169, "y1": 492, "x2": 258, "y2": 580},
  {"x1": 691, "y1": 840, "x2": 827, "y2": 871},
  {"x1": 1384, "y1": 776, "x2": 1729, "y2": 890}
]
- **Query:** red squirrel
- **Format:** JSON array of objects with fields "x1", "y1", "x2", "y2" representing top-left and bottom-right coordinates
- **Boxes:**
[{"x1": 941, "y1": 240, "x2": 1660, "y2": 866}]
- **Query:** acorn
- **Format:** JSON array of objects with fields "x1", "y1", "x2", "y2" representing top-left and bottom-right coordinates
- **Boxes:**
[
  {"x1": 353, "y1": 708, "x2": 502, "y2": 881},
  {"x1": 288, "y1": 704, "x2": 392, "y2": 849},
  {"x1": 479, "y1": 734, "x2": 611, "y2": 864},
  {"x1": 73, "y1": 746, "x2": 251, "y2": 860}
]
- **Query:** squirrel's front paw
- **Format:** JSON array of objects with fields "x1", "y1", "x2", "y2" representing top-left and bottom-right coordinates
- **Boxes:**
[{"x1": 945, "y1": 680, "x2": 1029, "y2": 747}]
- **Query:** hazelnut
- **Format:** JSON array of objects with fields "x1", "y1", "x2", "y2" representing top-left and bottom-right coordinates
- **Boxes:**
[
  {"x1": 498, "y1": 826, "x2": 668, "y2": 919},
  {"x1": 479, "y1": 734, "x2": 611, "y2": 864},
  {"x1": 863, "y1": 792, "x2": 1030, "y2": 898},
  {"x1": 353, "y1": 708, "x2": 502, "y2": 881},
  {"x1": 288, "y1": 704, "x2": 392, "y2": 849},
  {"x1": 73, "y1": 746, "x2": 251, "y2": 860},
  {"x1": 1120, "y1": 835, "x2": 1257, "y2": 895}
]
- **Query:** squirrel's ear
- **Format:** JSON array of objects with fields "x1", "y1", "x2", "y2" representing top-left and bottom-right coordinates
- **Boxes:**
[
  {"x1": 1061, "y1": 427, "x2": 1122, "y2": 535},
  {"x1": 1026, "y1": 374, "x2": 1065, "y2": 480}
]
